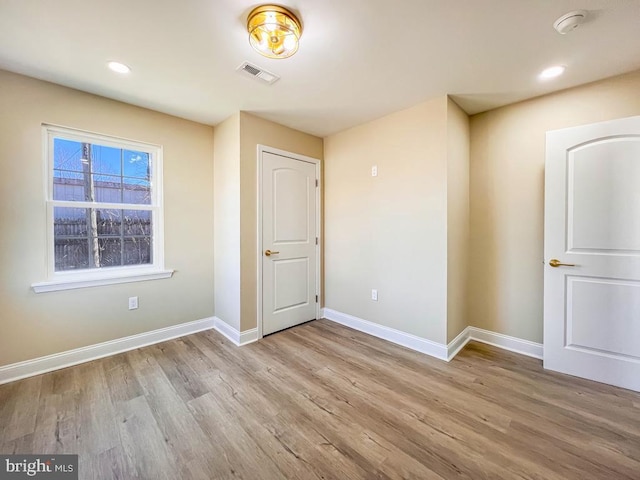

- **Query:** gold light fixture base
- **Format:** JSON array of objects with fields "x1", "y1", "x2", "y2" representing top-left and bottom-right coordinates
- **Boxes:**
[{"x1": 247, "y1": 5, "x2": 302, "y2": 59}]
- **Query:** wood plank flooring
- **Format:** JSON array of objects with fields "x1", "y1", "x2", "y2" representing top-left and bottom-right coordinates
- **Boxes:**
[{"x1": 1, "y1": 319, "x2": 639, "y2": 479}]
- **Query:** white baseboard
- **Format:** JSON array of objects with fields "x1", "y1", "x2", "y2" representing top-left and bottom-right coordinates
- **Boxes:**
[
  {"x1": 447, "y1": 327, "x2": 471, "y2": 361},
  {"x1": 321, "y1": 308, "x2": 543, "y2": 362},
  {"x1": 464, "y1": 326, "x2": 543, "y2": 360},
  {"x1": 322, "y1": 308, "x2": 449, "y2": 360},
  {"x1": 213, "y1": 317, "x2": 258, "y2": 346},
  {"x1": 0, "y1": 317, "x2": 215, "y2": 385}
]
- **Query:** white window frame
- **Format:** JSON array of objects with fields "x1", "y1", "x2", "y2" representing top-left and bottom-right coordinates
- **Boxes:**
[{"x1": 32, "y1": 124, "x2": 173, "y2": 293}]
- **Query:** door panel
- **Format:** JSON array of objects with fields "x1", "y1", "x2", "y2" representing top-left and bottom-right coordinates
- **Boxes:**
[
  {"x1": 568, "y1": 138, "x2": 640, "y2": 252},
  {"x1": 262, "y1": 151, "x2": 317, "y2": 336},
  {"x1": 544, "y1": 115, "x2": 640, "y2": 392},
  {"x1": 273, "y1": 169, "x2": 310, "y2": 243},
  {"x1": 567, "y1": 276, "x2": 640, "y2": 358},
  {"x1": 273, "y1": 258, "x2": 309, "y2": 312}
]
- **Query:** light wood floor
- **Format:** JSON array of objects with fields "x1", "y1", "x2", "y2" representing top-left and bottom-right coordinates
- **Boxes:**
[{"x1": 1, "y1": 319, "x2": 639, "y2": 479}]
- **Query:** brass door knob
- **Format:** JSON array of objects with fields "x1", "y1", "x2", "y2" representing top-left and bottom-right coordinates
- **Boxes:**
[
  {"x1": 264, "y1": 249, "x2": 280, "y2": 257},
  {"x1": 549, "y1": 259, "x2": 576, "y2": 267}
]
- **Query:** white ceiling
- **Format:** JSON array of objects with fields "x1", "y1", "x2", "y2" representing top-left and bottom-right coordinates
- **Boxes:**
[{"x1": 1, "y1": 0, "x2": 639, "y2": 137}]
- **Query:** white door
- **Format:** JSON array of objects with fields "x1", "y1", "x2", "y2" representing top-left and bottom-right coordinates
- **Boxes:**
[
  {"x1": 261, "y1": 149, "x2": 319, "y2": 336},
  {"x1": 544, "y1": 115, "x2": 640, "y2": 392}
]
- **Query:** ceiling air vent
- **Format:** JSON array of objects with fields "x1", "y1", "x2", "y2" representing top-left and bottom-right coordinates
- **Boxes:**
[{"x1": 236, "y1": 61, "x2": 280, "y2": 85}]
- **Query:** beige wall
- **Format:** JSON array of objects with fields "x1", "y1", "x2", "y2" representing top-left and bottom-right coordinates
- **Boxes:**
[
  {"x1": 446, "y1": 98, "x2": 470, "y2": 342},
  {"x1": 213, "y1": 114, "x2": 241, "y2": 330},
  {"x1": 6, "y1": 62, "x2": 637, "y2": 368},
  {"x1": 239, "y1": 112, "x2": 323, "y2": 332},
  {"x1": 324, "y1": 97, "x2": 449, "y2": 344},
  {"x1": 469, "y1": 69, "x2": 640, "y2": 343},
  {"x1": 0, "y1": 70, "x2": 215, "y2": 367}
]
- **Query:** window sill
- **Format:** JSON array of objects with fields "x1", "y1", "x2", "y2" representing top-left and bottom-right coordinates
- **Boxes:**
[{"x1": 31, "y1": 269, "x2": 174, "y2": 293}]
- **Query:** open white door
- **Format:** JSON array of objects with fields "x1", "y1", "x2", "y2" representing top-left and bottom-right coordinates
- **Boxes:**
[
  {"x1": 544, "y1": 115, "x2": 640, "y2": 392},
  {"x1": 260, "y1": 148, "x2": 319, "y2": 336}
]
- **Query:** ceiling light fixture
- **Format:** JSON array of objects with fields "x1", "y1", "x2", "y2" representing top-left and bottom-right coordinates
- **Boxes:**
[
  {"x1": 247, "y1": 5, "x2": 302, "y2": 59},
  {"x1": 539, "y1": 65, "x2": 566, "y2": 80},
  {"x1": 107, "y1": 61, "x2": 131, "y2": 74}
]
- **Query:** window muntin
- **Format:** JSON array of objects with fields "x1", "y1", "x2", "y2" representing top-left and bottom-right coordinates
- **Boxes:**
[{"x1": 44, "y1": 125, "x2": 164, "y2": 277}]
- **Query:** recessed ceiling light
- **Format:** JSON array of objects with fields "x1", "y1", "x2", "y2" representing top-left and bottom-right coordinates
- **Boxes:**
[
  {"x1": 107, "y1": 61, "x2": 131, "y2": 74},
  {"x1": 539, "y1": 65, "x2": 566, "y2": 80}
]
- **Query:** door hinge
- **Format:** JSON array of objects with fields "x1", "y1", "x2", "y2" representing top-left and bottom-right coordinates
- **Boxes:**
[
  {"x1": 315, "y1": 179, "x2": 318, "y2": 187},
  {"x1": 315, "y1": 237, "x2": 318, "y2": 245},
  {"x1": 315, "y1": 295, "x2": 318, "y2": 303}
]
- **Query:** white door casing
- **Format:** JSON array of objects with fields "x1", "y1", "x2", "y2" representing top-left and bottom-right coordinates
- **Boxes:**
[
  {"x1": 544, "y1": 115, "x2": 640, "y2": 392},
  {"x1": 258, "y1": 146, "x2": 320, "y2": 337}
]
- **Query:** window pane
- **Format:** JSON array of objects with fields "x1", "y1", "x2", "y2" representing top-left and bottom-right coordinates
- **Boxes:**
[
  {"x1": 53, "y1": 170, "x2": 87, "y2": 201},
  {"x1": 54, "y1": 207, "x2": 91, "y2": 270},
  {"x1": 123, "y1": 178, "x2": 151, "y2": 205},
  {"x1": 123, "y1": 237, "x2": 152, "y2": 265},
  {"x1": 54, "y1": 206, "x2": 91, "y2": 271},
  {"x1": 53, "y1": 138, "x2": 87, "y2": 201},
  {"x1": 53, "y1": 138, "x2": 83, "y2": 172},
  {"x1": 123, "y1": 150, "x2": 150, "y2": 179},
  {"x1": 91, "y1": 144, "x2": 122, "y2": 175},
  {"x1": 53, "y1": 206, "x2": 89, "y2": 231},
  {"x1": 55, "y1": 238, "x2": 90, "y2": 271},
  {"x1": 94, "y1": 175, "x2": 123, "y2": 203},
  {"x1": 123, "y1": 210, "x2": 152, "y2": 236},
  {"x1": 98, "y1": 237, "x2": 122, "y2": 267},
  {"x1": 96, "y1": 209, "x2": 122, "y2": 236}
]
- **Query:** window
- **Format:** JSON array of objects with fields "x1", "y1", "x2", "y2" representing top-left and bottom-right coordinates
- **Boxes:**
[{"x1": 32, "y1": 125, "x2": 172, "y2": 293}]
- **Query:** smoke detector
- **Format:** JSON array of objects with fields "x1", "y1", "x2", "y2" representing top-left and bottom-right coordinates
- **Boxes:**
[
  {"x1": 236, "y1": 61, "x2": 280, "y2": 85},
  {"x1": 553, "y1": 10, "x2": 588, "y2": 34}
]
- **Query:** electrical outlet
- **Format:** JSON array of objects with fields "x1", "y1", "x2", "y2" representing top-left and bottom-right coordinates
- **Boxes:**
[
  {"x1": 371, "y1": 289, "x2": 378, "y2": 301},
  {"x1": 128, "y1": 296, "x2": 138, "y2": 310},
  {"x1": 371, "y1": 165, "x2": 378, "y2": 177}
]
